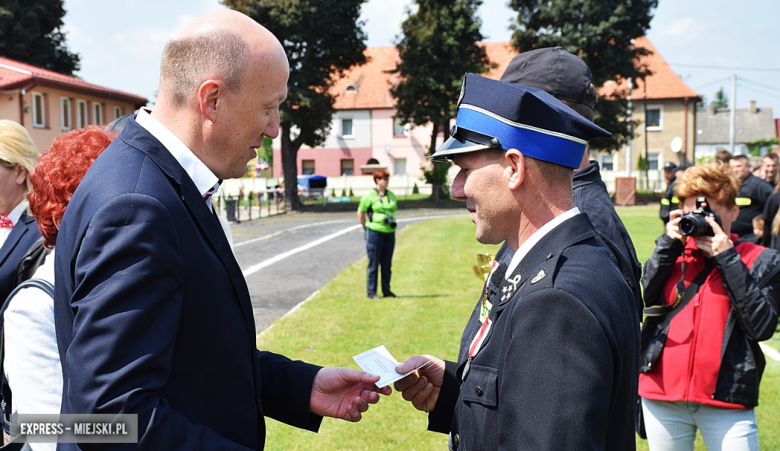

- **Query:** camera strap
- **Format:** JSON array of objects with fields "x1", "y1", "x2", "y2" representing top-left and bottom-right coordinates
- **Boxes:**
[{"x1": 643, "y1": 257, "x2": 715, "y2": 317}]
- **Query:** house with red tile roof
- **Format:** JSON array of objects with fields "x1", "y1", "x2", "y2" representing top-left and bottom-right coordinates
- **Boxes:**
[
  {"x1": 273, "y1": 37, "x2": 699, "y2": 193},
  {"x1": 0, "y1": 56, "x2": 147, "y2": 151},
  {"x1": 598, "y1": 37, "x2": 699, "y2": 190}
]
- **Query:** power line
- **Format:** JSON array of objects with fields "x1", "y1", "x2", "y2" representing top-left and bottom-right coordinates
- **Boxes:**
[
  {"x1": 739, "y1": 84, "x2": 780, "y2": 101},
  {"x1": 693, "y1": 77, "x2": 731, "y2": 91},
  {"x1": 740, "y1": 77, "x2": 780, "y2": 94},
  {"x1": 668, "y1": 63, "x2": 780, "y2": 72}
]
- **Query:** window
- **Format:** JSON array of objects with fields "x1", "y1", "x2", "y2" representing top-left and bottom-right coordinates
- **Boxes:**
[
  {"x1": 61, "y1": 98, "x2": 72, "y2": 131},
  {"x1": 302, "y1": 160, "x2": 315, "y2": 175},
  {"x1": 600, "y1": 154, "x2": 614, "y2": 171},
  {"x1": 340, "y1": 159, "x2": 354, "y2": 176},
  {"x1": 393, "y1": 117, "x2": 405, "y2": 136},
  {"x1": 646, "y1": 106, "x2": 662, "y2": 130},
  {"x1": 394, "y1": 158, "x2": 407, "y2": 176},
  {"x1": 341, "y1": 118, "x2": 353, "y2": 138},
  {"x1": 647, "y1": 152, "x2": 660, "y2": 171},
  {"x1": 93, "y1": 102, "x2": 103, "y2": 125},
  {"x1": 77, "y1": 100, "x2": 88, "y2": 128},
  {"x1": 114, "y1": 106, "x2": 122, "y2": 120},
  {"x1": 32, "y1": 92, "x2": 46, "y2": 128}
]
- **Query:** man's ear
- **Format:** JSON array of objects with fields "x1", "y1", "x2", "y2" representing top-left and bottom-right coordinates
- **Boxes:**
[
  {"x1": 198, "y1": 79, "x2": 222, "y2": 123},
  {"x1": 505, "y1": 149, "x2": 524, "y2": 190}
]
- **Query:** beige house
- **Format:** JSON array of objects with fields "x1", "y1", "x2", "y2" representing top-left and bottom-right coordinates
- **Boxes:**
[
  {"x1": 0, "y1": 56, "x2": 147, "y2": 151},
  {"x1": 597, "y1": 37, "x2": 700, "y2": 191}
]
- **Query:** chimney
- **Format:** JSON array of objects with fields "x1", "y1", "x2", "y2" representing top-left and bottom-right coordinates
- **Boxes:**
[
  {"x1": 709, "y1": 102, "x2": 716, "y2": 114},
  {"x1": 750, "y1": 100, "x2": 757, "y2": 114}
]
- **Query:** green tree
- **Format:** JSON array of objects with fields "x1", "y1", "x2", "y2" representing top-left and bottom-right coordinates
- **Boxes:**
[
  {"x1": 223, "y1": 0, "x2": 368, "y2": 210},
  {"x1": 390, "y1": 0, "x2": 492, "y2": 200},
  {"x1": 0, "y1": 0, "x2": 80, "y2": 74},
  {"x1": 507, "y1": 0, "x2": 657, "y2": 153},
  {"x1": 712, "y1": 87, "x2": 728, "y2": 109}
]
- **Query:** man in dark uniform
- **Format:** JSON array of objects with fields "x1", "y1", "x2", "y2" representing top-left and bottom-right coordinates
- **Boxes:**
[
  {"x1": 660, "y1": 161, "x2": 678, "y2": 224},
  {"x1": 730, "y1": 154, "x2": 772, "y2": 242},
  {"x1": 496, "y1": 47, "x2": 642, "y2": 319},
  {"x1": 394, "y1": 74, "x2": 639, "y2": 450}
]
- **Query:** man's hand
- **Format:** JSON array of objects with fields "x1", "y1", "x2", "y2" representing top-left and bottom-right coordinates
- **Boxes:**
[
  {"x1": 666, "y1": 209, "x2": 686, "y2": 243},
  {"x1": 695, "y1": 215, "x2": 734, "y2": 257},
  {"x1": 310, "y1": 367, "x2": 391, "y2": 422},
  {"x1": 393, "y1": 355, "x2": 445, "y2": 413}
]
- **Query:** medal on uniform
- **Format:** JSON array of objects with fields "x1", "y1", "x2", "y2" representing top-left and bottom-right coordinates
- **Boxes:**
[{"x1": 478, "y1": 262, "x2": 500, "y2": 323}]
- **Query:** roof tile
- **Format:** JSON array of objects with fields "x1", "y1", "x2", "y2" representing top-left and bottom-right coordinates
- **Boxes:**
[
  {"x1": 332, "y1": 37, "x2": 697, "y2": 110},
  {"x1": 0, "y1": 56, "x2": 147, "y2": 105}
]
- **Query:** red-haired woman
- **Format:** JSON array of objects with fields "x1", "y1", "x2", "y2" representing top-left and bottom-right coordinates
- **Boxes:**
[
  {"x1": 2, "y1": 126, "x2": 114, "y2": 446},
  {"x1": 357, "y1": 169, "x2": 398, "y2": 299},
  {"x1": 640, "y1": 162, "x2": 780, "y2": 451}
]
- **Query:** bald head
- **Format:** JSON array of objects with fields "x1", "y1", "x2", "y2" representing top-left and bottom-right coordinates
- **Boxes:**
[{"x1": 158, "y1": 9, "x2": 285, "y2": 108}]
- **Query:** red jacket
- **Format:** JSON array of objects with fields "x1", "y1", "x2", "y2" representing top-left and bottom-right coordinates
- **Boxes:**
[{"x1": 639, "y1": 235, "x2": 764, "y2": 408}]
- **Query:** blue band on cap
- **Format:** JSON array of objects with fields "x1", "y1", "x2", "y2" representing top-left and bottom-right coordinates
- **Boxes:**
[{"x1": 456, "y1": 107, "x2": 586, "y2": 168}]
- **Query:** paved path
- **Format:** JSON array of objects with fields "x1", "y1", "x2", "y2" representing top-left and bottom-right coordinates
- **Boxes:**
[{"x1": 228, "y1": 209, "x2": 468, "y2": 333}]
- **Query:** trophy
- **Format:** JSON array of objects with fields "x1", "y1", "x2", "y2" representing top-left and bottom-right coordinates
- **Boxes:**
[{"x1": 473, "y1": 253, "x2": 496, "y2": 281}]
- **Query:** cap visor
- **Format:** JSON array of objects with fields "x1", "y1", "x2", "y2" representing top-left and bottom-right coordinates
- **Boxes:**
[{"x1": 430, "y1": 136, "x2": 491, "y2": 162}]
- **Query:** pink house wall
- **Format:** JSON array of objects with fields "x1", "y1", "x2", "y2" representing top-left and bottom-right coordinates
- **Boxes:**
[{"x1": 273, "y1": 147, "x2": 374, "y2": 177}]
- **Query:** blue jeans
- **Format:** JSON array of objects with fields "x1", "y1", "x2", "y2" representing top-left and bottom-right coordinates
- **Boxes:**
[
  {"x1": 642, "y1": 398, "x2": 759, "y2": 451},
  {"x1": 366, "y1": 228, "x2": 395, "y2": 296}
]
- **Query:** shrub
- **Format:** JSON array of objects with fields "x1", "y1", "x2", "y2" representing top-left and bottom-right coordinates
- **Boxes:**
[{"x1": 412, "y1": 183, "x2": 419, "y2": 194}]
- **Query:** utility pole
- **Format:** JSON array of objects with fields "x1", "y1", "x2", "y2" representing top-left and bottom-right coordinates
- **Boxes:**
[
  {"x1": 729, "y1": 74, "x2": 737, "y2": 154},
  {"x1": 626, "y1": 78, "x2": 633, "y2": 177}
]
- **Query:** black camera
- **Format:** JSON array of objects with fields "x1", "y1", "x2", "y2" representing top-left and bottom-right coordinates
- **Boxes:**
[
  {"x1": 383, "y1": 215, "x2": 397, "y2": 229},
  {"x1": 679, "y1": 197, "x2": 722, "y2": 237}
]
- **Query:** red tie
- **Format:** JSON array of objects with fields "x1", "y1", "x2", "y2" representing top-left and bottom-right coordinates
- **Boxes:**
[{"x1": 0, "y1": 214, "x2": 13, "y2": 229}]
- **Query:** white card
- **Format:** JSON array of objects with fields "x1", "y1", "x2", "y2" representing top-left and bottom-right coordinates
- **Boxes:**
[{"x1": 353, "y1": 345, "x2": 412, "y2": 388}]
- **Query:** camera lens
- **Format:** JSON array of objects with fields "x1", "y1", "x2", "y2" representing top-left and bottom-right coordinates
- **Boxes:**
[{"x1": 679, "y1": 213, "x2": 710, "y2": 237}]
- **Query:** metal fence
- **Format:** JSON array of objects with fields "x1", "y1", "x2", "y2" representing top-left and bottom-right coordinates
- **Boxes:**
[{"x1": 214, "y1": 189, "x2": 286, "y2": 223}]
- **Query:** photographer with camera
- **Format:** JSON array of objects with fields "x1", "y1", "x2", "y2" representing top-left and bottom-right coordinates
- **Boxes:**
[
  {"x1": 357, "y1": 169, "x2": 398, "y2": 299},
  {"x1": 640, "y1": 162, "x2": 780, "y2": 451}
]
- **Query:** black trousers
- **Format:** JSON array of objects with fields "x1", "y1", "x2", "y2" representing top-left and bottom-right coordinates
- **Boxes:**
[{"x1": 366, "y1": 228, "x2": 395, "y2": 295}]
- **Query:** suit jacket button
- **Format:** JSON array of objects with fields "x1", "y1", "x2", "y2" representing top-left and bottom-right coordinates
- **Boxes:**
[
  {"x1": 452, "y1": 433, "x2": 460, "y2": 449},
  {"x1": 475, "y1": 386, "x2": 483, "y2": 397}
]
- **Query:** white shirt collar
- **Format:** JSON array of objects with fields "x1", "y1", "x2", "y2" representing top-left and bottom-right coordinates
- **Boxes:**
[
  {"x1": 8, "y1": 199, "x2": 28, "y2": 225},
  {"x1": 135, "y1": 108, "x2": 220, "y2": 199},
  {"x1": 505, "y1": 207, "x2": 580, "y2": 279}
]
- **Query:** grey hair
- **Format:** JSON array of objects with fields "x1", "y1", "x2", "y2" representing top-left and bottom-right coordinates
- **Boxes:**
[{"x1": 159, "y1": 28, "x2": 248, "y2": 108}]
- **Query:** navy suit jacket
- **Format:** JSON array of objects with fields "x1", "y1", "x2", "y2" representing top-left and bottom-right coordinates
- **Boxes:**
[
  {"x1": 0, "y1": 212, "x2": 41, "y2": 302},
  {"x1": 429, "y1": 214, "x2": 639, "y2": 450},
  {"x1": 54, "y1": 118, "x2": 322, "y2": 450}
]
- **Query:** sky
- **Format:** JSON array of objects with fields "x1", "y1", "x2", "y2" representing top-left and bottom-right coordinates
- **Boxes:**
[{"x1": 61, "y1": 0, "x2": 780, "y2": 118}]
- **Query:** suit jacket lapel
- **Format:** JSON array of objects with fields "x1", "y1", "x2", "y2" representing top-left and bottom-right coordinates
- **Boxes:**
[
  {"x1": 0, "y1": 213, "x2": 33, "y2": 266},
  {"x1": 119, "y1": 119, "x2": 257, "y2": 339}
]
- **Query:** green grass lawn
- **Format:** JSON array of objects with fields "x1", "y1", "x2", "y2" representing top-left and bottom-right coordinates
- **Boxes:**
[{"x1": 257, "y1": 206, "x2": 780, "y2": 450}]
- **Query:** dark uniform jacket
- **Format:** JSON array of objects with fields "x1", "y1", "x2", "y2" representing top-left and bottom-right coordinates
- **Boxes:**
[
  {"x1": 429, "y1": 214, "x2": 639, "y2": 451},
  {"x1": 761, "y1": 190, "x2": 780, "y2": 248},
  {"x1": 496, "y1": 161, "x2": 643, "y2": 318},
  {"x1": 0, "y1": 212, "x2": 41, "y2": 302},
  {"x1": 54, "y1": 118, "x2": 322, "y2": 450},
  {"x1": 733, "y1": 173, "x2": 772, "y2": 241},
  {"x1": 659, "y1": 180, "x2": 678, "y2": 224},
  {"x1": 641, "y1": 234, "x2": 780, "y2": 406}
]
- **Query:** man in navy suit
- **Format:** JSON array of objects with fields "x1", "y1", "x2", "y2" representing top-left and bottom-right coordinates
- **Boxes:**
[
  {"x1": 54, "y1": 10, "x2": 388, "y2": 450},
  {"x1": 393, "y1": 74, "x2": 639, "y2": 450}
]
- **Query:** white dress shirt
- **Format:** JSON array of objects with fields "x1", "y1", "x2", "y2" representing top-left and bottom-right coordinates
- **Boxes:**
[
  {"x1": 135, "y1": 108, "x2": 220, "y2": 211},
  {"x1": 0, "y1": 200, "x2": 29, "y2": 247},
  {"x1": 505, "y1": 207, "x2": 580, "y2": 279}
]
